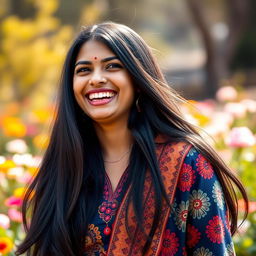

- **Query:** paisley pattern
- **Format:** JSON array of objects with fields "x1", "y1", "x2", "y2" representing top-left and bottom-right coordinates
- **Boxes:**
[
  {"x1": 84, "y1": 147, "x2": 235, "y2": 255},
  {"x1": 85, "y1": 224, "x2": 105, "y2": 255}
]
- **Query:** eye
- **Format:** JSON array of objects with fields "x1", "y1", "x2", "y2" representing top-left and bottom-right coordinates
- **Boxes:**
[
  {"x1": 106, "y1": 63, "x2": 123, "y2": 70},
  {"x1": 75, "y1": 67, "x2": 91, "y2": 74}
]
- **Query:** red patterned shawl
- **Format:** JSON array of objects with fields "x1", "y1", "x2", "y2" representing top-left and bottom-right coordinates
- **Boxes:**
[{"x1": 107, "y1": 136, "x2": 191, "y2": 255}]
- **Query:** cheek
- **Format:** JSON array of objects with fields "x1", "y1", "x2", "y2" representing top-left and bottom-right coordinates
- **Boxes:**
[
  {"x1": 73, "y1": 80, "x2": 84, "y2": 107},
  {"x1": 73, "y1": 78, "x2": 85, "y2": 96}
]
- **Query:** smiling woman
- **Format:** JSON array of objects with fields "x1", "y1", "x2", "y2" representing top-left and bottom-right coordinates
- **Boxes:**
[
  {"x1": 15, "y1": 22, "x2": 248, "y2": 256},
  {"x1": 73, "y1": 40, "x2": 134, "y2": 125}
]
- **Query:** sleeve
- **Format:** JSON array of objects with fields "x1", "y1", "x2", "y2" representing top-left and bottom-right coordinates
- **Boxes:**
[{"x1": 159, "y1": 147, "x2": 236, "y2": 256}]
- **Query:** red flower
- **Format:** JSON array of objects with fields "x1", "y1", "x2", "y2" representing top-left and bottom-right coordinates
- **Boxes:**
[
  {"x1": 187, "y1": 224, "x2": 201, "y2": 248},
  {"x1": 178, "y1": 163, "x2": 196, "y2": 192},
  {"x1": 160, "y1": 230, "x2": 179, "y2": 256},
  {"x1": 206, "y1": 216, "x2": 225, "y2": 244},
  {"x1": 196, "y1": 154, "x2": 214, "y2": 179}
]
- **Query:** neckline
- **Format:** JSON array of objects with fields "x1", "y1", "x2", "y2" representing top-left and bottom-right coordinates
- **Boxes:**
[{"x1": 104, "y1": 166, "x2": 129, "y2": 200}]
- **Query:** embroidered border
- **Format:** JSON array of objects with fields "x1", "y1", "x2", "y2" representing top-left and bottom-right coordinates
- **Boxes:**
[{"x1": 107, "y1": 141, "x2": 191, "y2": 256}]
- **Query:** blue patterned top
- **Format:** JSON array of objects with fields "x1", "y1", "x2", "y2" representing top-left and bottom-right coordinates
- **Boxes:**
[{"x1": 84, "y1": 147, "x2": 235, "y2": 256}]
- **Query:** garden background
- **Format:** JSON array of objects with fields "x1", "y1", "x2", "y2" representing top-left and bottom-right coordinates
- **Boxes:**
[{"x1": 0, "y1": 0, "x2": 256, "y2": 255}]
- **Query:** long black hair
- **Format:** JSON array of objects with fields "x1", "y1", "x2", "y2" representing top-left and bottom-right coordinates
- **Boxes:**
[{"x1": 16, "y1": 22, "x2": 248, "y2": 255}]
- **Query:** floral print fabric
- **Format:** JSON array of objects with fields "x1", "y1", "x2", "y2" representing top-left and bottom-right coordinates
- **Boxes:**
[
  {"x1": 160, "y1": 148, "x2": 235, "y2": 255},
  {"x1": 84, "y1": 147, "x2": 235, "y2": 255}
]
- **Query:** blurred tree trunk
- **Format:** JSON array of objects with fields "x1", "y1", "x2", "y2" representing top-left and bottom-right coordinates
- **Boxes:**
[
  {"x1": 185, "y1": 0, "x2": 250, "y2": 97},
  {"x1": 225, "y1": 0, "x2": 250, "y2": 65}
]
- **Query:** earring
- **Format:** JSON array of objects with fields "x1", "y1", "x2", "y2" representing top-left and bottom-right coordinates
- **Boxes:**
[{"x1": 136, "y1": 96, "x2": 141, "y2": 112}]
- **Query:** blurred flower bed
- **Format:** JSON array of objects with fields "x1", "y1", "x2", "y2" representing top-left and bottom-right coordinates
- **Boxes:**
[
  {"x1": 0, "y1": 86, "x2": 256, "y2": 255},
  {"x1": 182, "y1": 85, "x2": 256, "y2": 255},
  {"x1": 0, "y1": 102, "x2": 53, "y2": 255}
]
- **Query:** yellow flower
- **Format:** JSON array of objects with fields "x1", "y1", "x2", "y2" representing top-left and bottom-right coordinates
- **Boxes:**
[
  {"x1": 35, "y1": 0, "x2": 59, "y2": 15},
  {"x1": 0, "y1": 237, "x2": 14, "y2": 255},
  {"x1": 27, "y1": 166, "x2": 38, "y2": 176},
  {"x1": 32, "y1": 109, "x2": 52, "y2": 123},
  {"x1": 0, "y1": 160, "x2": 16, "y2": 173},
  {"x1": 2, "y1": 117, "x2": 26, "y2": 137},
  {"x1": 33, "y1": 133, "x2": 49, "y2": 150},
  {"x1": 14, "y1": 187, "x2": 26, "y2": 199}
]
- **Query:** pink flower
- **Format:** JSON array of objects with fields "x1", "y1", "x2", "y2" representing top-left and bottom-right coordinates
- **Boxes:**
[
  {"x1": 4, "y1": 196, "x2": 22, "y2": 207},
  {"x1": 0, "y1": 214, "x2": 10, "y2": 229},
  {"x1": 224, "y1": 102, "x2": 247, "y2": 118},
  {"x1": 226, "y1": 127, "x2": 256, "y2": 148},
  {"x1": 216, "y1": 86, "x2": 238, "y2": 102},
  {"x1": 249, "y1": 202, "x2": 256, "y2": 213},
  {"x1": 238, "y1": 199, "x2": 256, "y2": 213},
  {"x1": 195, "y1": 100, "x2": 216, "y2": 116},
  {"x1": 8, "y1": 209, "x2": 22, "y2": 223},
  {"x1": 17, "y1": 171, "x2": 33, "y2": 184},
  {"x1": 26, "y1": 124, "x2": 39, "y2": 136}
]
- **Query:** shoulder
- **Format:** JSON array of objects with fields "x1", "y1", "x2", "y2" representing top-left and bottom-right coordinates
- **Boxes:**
[
  {"x1": 183, "y1": 147, "x2": 215, "y2": 180},
  {"x1": 178, "y1": 147, "x2": 221, "y2": 196},
  {"x1": 155, "y1": 136, "x2": 216, "y2": 179},
  {"x1": 155, "y1": 135, "x2": 192, "y2": 158}
]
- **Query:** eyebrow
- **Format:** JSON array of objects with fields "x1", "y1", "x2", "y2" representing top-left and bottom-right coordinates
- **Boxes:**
[{"x1": 75, "y1": 56, "x2": 119, "y2": 67}]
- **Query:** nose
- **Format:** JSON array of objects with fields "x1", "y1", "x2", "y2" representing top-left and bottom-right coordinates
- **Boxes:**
[{"x1": 89, "y1": 70, "x2": 107, "y2": 86}]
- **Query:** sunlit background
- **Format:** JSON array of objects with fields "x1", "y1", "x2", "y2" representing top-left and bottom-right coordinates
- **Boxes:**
[{"x1": 0, "y1": 0, "x2": 256, "y2": 255}]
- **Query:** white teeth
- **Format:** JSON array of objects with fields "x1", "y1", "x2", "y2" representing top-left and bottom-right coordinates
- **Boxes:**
[{"x1": 88, "y1": 91, "x2": 115, "y2": 100}]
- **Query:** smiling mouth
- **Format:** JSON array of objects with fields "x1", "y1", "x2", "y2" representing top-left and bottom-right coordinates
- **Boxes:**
[
  {"x1": 86, "y1": 91, "x2": 117, "y2": 106},
  {"x1": 87, "y1": 91, "x2": 116, "y2": 100}
]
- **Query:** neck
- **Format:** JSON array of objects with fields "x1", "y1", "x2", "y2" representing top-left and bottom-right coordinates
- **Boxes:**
[{"x1": 94, "y1": 122, "x2": 134, "y2": 161}]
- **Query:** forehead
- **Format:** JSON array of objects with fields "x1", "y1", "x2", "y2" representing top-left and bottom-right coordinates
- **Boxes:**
[{"x1": 76, "y1": 40, "x2": 115, "y2": 61}]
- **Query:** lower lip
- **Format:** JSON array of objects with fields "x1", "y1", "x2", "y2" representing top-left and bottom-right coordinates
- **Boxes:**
[{"x1": 87, "y1": 96, "x2": 115, "y2": 106}]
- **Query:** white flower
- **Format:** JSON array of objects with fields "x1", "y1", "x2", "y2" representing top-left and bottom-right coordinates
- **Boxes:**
[
  {"x1": 0, "y1": 156, "x2": 6, "y2": 164},
  {"x1": 12, "y1": 153, "x2": 33, "y2": 166},
  {"x1": 0, "y1": 213, "x2": 10, "y2": 229},
  {"x1": 243, "y1": 152, "x2": 255, "y2": 162},
  {"x1": 193, "y1": 247, "x2": 213, "y2": 256},
  {"x1": 224, "y1": 102, "x2": 247, "y2": 118},
  {"x1": 12, "y1": 154, "x2": 42, "y2": 167},
  {"x1": 6, "y1": 139, "x2": 28, "y2": 154},
  {"x1": 212, "y1": 181, "x2": 225, "y2": 210},
  {"x1": 189, "y1": 189, "x2": 211, "y2": 219},
  {"x1": 241, "y1": 99, "x2": 256, "y2": 113},
  {"x1": 7, "y1": 167, "x2": 24, "y2": 179}
]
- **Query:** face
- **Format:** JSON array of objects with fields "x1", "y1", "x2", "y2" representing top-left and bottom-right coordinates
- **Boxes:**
[{"x1": 73, "y1": 40, "x2": 135, "y2": 125}]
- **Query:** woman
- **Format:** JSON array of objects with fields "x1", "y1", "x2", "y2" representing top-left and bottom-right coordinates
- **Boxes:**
[{"x1": 16, "y1": 22, "x2": 248, "y2": 256}]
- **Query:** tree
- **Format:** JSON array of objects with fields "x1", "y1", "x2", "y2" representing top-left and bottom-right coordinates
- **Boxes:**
[{"x1": 185, "y1": 0, "x2": 250, "y2": 97}]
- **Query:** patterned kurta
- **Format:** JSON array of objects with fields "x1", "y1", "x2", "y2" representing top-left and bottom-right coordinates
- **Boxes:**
[{"x1": 84, "y1": 147, "x2": 235, "y2": 255}]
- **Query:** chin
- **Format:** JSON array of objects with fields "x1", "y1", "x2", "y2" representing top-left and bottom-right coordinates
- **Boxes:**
[{"x1": 89, "y1": 112, "x2": 115, "y2": 122}]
